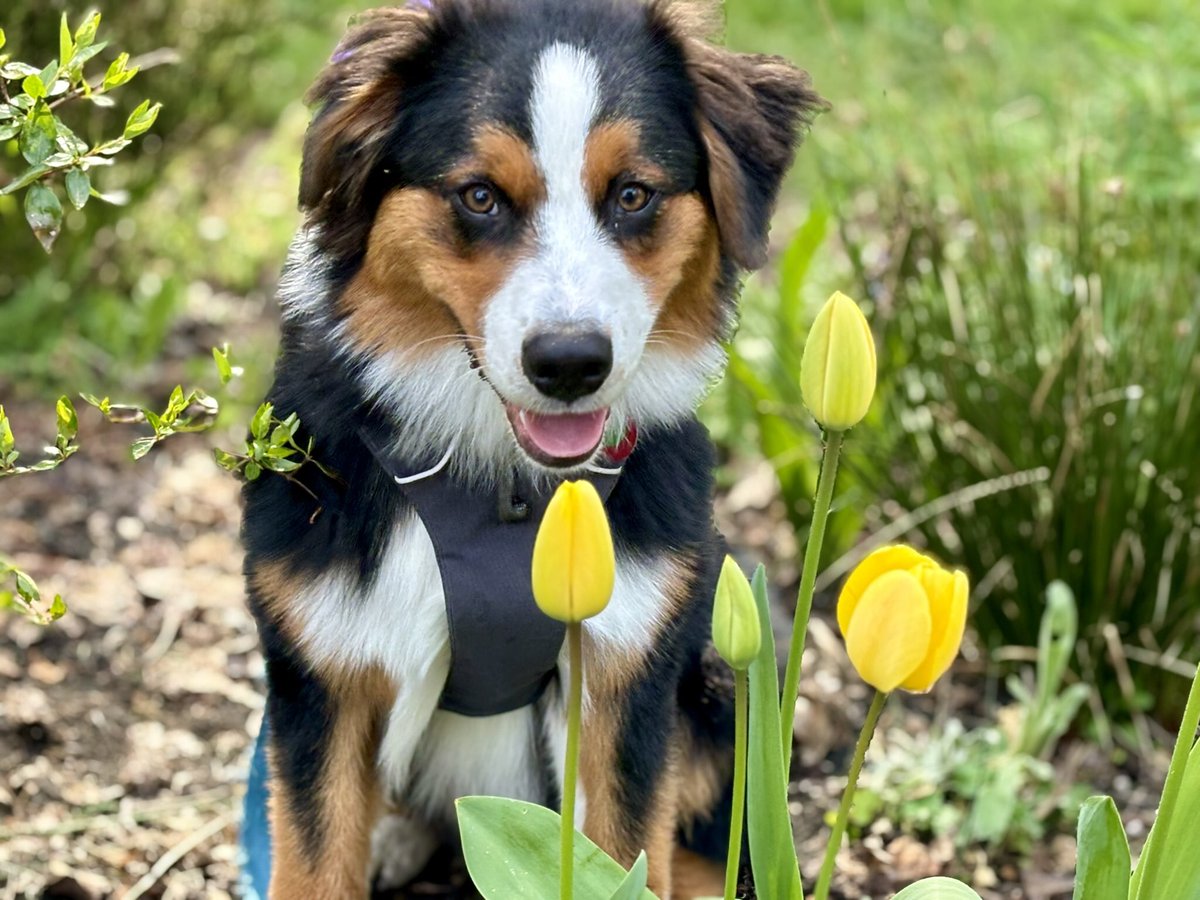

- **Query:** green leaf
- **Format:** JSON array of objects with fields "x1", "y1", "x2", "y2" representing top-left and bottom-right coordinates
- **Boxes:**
[
  {"x1": 55, "y1": 396, "x2": 78, "y2": 444},
  {"x1": 24, "y1": 183, "x2": 63, "y2": 253},
  {"x1": 1131, "y1": 738, "x2": 1200, "y2": 899},
  {"x1": 123, "y1": 100, "x2": 160, "y2": 139},
  {"x1": 130, "y1": 436, "x2": 158, "y2": 460},
  {"x1": 39, "y1": 59, "x2": 59, "y2": 89},
  {"x1": 455, "y1": 796, "x2": 657, "y2": 900},
  {"x1": 213, "y1": 346, "x2": 233, "y2": 384},
  {"x1": 746, "y1": 565, "x2": 804, "y2": 900},
  {"x1": 56, "y1": 123, "x2": 88, "y2": 156},
  {"x1": 0, "y1": 122, "x2": 19, "y2": 141},
  {"x1": 261, "y1": 457, "x2": 301, "y2": 473},
  {"x1": 251, "y1": 404, "x2": 274, "y2": 441},
  {"x1": 0, "y1": 27, "x2": 6, "y2": 53},
  {"x1": 609, "y1": 851, "x2": 648, "y2": 900},
  {"x1": 892, "y1": 877, "x2": 984, "y2": 899},
  {"x1": 22, "y1": 74, "x2": 46, "y2": 99},
  {"x1": 19, "y1": 107, "x2": 56, "y2": 165},
  {"x1": 0, "y1": 162, "x2": 52, "y2": 195},
  {"x1": 103, "y1": 52, "x2": 130, "y2": 90},
  {"x1": 47, "y1": 594, "x2": 67, "y2": 621},
  {"x1": 80, "y1": 394, "x2": 112, "y2": 415},
  {"x1": 65, "y1": 168, "x2": 90, "y2": 210},
  {"x1": 0, "y1": 407, "x2": 16, "y2": 463},
  {"x1": 15, "y1": 571, "x2": 38, "y2": 603},
  {"x1": 1, "y1": 62, "x2": 41, "y2": 80},
  {"x1": 244, "y1": 461, "x2": 263, "y2": 481},
  {"x1": 59, "y1": 14, "x2": 75, "y2": 71},
  {"x1": 1072, "y1": 796, "x2": 1130, "y2": 900},
  {"x1": 75, "y1": 14, "x2": 101, "y2": 49},
  {"x1": 778, "y1": 206, "x2": 829, "y2": 332},
  {"x1": 213, "y1": 449, "x2": 243, "y2": 471}
]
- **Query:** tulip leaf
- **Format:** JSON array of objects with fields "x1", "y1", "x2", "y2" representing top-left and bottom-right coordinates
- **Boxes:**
[
  {"x1": 1130, "y1": 738, "x2": 1200, "y2": 899},
  {"x1": 609, "y1": 851, "x2": 648, "y2": 900},
  {"x1": 1071, "y1": 796, "x2": 1130, "y2": 900},
  {"x1": 892, "y1": 877, "x2": 984, "y2": 899},
  {"x1": 456, "y1": 796, "x2": 657, "y2": 900},
  {"x1": 746, "y1": 565, "x2": 804, "y2": 900}
]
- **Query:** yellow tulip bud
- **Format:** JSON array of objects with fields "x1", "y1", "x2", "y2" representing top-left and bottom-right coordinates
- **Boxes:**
[
  {"x1": 531, "y1": 480, "x2": 616, "y2": 623},
  {"x1": 800, "y1": 290, "x2": 877, "y2": 431},
  {"x1": 712, "y1": 555, "x2": 761, "y2": 670},
  {"x1": 836, "y1": 545, "x2": 968, "y2": 693}
]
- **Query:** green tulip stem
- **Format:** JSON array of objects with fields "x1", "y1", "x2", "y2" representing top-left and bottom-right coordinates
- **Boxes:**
[
  {"x1": 780, "y1": 428, "x2": 845, "y2": 767},
  {"x1": 814, "y1": 689, "x2": 888, "y2": 900},
  {"x1": 1136, "y1": 661, "x2": 1200, "y2": 900},
  {"x1": 561, "y1": 622, "x2": 583, "y2": 900},
  {"x1": 723, "y1": 668, "x2": 749, "y2": 900}
]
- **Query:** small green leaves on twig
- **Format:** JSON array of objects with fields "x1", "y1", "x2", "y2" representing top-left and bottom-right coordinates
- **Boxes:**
[
  {"x1": 0, "y1": 12, "x2": 169, "y2": 251},
  {"x1": 0, "y1": 396, "x2": 79, "y2": 477},
  {"x1": 214, "y1": 402, "x2": 339, "y2": 504},
  {"x1": 82, "y1": 386, "x2": 219, "y2": 461},
  {"x1": 1, "y1": 562, "x2": 67, "y2": 626}
]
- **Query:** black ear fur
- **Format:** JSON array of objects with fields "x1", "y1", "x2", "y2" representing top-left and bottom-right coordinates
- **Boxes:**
[{"x1": 685, "y1": 40, "x2": 827, "y2": 270}]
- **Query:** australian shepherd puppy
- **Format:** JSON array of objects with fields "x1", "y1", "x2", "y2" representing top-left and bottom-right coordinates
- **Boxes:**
[{"x1": 241, "y1": 0, "x2": 821, "y2": 896}]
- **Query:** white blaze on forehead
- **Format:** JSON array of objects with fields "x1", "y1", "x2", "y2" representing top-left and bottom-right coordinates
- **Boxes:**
[{"x1": 530, "y1": 43, "x2": 601, "y2": 208}]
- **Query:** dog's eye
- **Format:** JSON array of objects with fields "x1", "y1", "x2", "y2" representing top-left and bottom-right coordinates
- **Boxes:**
[
  {"x1": 459, "y1": 183, "x2": 499, "y2": 216},
  {"x1": 616, "y1": 182, "x2": 653, "y2": 213}
]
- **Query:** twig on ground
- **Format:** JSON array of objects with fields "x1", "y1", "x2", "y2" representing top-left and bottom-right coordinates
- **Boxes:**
[{"x1": 121, "y1": 809, "x2": 236, "y2": 900}]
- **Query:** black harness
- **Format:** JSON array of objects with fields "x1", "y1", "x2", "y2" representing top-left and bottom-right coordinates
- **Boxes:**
[{"x1": 360, "y1": 427, "x2": 623, "y2": 717}]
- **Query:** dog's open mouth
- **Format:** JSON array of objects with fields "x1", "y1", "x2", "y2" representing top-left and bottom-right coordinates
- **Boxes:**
[{"x1": 505, "y1": 405, "x2": 609, "y2": 467}]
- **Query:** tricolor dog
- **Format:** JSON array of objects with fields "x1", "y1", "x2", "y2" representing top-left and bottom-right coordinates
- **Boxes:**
[{"x1": 242, "y1": 0, "x2": 821, "y2": 896}]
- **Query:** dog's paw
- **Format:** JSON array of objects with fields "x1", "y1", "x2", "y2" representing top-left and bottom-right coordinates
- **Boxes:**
[{"x1": 369, "y1": 812, "x2": 440, "y2": 891}]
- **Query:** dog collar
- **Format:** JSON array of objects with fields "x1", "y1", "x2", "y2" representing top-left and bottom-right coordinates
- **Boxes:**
[{"x1": 359, "y1": 425, "x2": 628, "y2": 717}]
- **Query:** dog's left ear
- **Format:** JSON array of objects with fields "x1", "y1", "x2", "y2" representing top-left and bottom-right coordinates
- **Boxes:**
[{"x1": 683, "y1": 39, "x2": 827, "y2": 270}]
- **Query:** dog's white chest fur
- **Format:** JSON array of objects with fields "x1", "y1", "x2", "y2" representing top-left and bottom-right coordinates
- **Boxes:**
[{"x1": 289, "y1": 507, "x2": 675, "y2": 818}]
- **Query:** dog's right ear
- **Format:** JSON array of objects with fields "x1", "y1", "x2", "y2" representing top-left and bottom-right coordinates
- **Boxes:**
[{"x1": 299, "y1": 7, "x2": 436, "y2": 212}]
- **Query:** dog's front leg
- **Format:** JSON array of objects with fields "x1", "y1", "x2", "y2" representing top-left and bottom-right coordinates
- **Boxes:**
[
  {"x1": 578, "y1": 658, "x2": 682, "y2": 900},
  {"x1": 266, "y1": 665, "x2": 394, "y2": 900}
]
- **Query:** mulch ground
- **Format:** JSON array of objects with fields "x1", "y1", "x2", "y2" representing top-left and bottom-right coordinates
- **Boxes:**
[{"x1": 0, "y1": 404, "x2": 1163, "y2": 900}]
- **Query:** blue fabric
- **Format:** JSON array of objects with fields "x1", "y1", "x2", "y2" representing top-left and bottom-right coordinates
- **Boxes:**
[{"x1": 239, "y1": 717, "x2": 272, "y2": 900}]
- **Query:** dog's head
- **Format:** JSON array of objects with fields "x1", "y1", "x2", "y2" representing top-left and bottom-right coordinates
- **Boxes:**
[{"x1": 292, "y1": 0, "x2": 823, "y2": 474}]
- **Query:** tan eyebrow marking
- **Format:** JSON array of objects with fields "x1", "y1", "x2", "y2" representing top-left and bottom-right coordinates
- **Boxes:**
[
  {"x1": 448, "y1": 125, "x2": 546, "y2": 212},
  {"x1": 583, "y1": 121, "x2": 668, "y2": 203}
]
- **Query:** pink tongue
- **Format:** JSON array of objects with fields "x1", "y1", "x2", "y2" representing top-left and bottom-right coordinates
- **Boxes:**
[{"x1": 520, "y1": 410, "x2": 608, "y2": 459}]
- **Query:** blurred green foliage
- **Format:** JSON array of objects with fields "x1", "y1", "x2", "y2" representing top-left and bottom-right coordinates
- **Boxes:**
[
  {"x1": 716, "y1": 0, "x2": 1200, "y2": 723},
  {"x1": 0, "y1": 0, "x2": 353, "y2": 389}
]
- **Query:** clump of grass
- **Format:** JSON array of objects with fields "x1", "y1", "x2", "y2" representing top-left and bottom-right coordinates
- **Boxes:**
[{"x1": 715, "y1": 0, "x2": 1200, "y2": 725}]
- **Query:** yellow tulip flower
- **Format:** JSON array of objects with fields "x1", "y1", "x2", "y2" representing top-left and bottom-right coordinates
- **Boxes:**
[
  {"x1": 531, "y1": 480, "x2": 615, "y2": 623},
  {"x1": 712, "y1": 555, "x2": 761, "y2": 670},
  {"x1": 800, "y1": 291, "x2": 877, "y2": 431},
  {"x1": 837, "y1": 545, "x2": 968, "y2": 693}
]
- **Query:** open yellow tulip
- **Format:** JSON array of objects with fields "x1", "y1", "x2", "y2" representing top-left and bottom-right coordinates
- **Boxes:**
[
  {"x1": 800, "y1": 291, "x2": 877, "y2": 431},
  {"x1": 837, "y1": 545, "x2": 968, "y2": 693},
  {"x1": 531, "y1": 480, "x2": 616, "y2": 623}
]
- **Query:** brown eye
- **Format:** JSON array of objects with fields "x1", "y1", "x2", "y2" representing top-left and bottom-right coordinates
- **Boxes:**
[
  {"x1": 617, "y1": 182, "x2": 653, "y2": 213},
  {"x1": 459, "y1": 183, "x2": 498, "y2": 216}
]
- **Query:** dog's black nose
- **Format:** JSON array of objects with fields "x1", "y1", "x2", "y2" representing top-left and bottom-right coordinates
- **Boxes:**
[{"x1": 522, "y1": 331, "x2": 613, "y2": 402}]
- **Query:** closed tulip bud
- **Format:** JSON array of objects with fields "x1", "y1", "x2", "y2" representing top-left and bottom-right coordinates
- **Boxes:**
[
  {"x1": 837, "y1": 545, "x2": 968, "y2": 693},
  {"x1": 712, "y1": 555, "x2": 761, "y2": 670},
  {"x1": 531, "y1": 480, "x2": 615, "y2": 623},
  {"x1": 800, "y1": 291, "x2": 877, "y2": 431}
]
